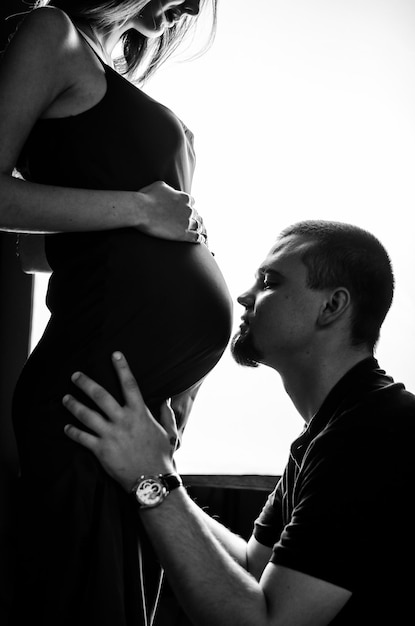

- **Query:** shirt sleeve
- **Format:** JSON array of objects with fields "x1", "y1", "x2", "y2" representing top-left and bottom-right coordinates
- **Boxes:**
[
  {"x1": 269, "y1": 428, "x2": 385, "y2": 591},
  {"x1": 253, "y1": 477, "x2": 285, "y2": 547}
]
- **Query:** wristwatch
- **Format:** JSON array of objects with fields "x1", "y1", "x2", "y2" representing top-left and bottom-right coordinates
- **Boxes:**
[{"x1": 131, "y1": 472, "x2": 183, "y2": 509}]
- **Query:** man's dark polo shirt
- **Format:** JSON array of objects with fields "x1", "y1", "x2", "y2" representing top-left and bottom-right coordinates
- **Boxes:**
[{"x1": 254, "y1": 357, "x2": 415, "y2": 624}]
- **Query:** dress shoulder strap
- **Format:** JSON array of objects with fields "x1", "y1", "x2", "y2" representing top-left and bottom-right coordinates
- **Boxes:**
[{"x1": 77, "y1": 28, "x2": 114, "y2": 69}]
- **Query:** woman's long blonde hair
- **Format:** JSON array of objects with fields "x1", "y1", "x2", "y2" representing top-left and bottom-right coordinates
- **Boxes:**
[{"x1": 32, "y1": 0, "x2": 218, "y2": 82}]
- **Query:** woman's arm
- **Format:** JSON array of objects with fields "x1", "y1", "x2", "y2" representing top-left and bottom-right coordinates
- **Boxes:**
[
  {"x1": 1, "y1": 175, "x2": 200, "y2": 240},
  {"x1": 0, "y1": 8, "x2": 202, "y2": 242}
]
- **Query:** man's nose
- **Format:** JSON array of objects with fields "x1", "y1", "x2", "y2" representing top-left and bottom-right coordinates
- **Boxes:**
[{"x1": 237, "y1": 288, "x2": 255, "y2": 309}]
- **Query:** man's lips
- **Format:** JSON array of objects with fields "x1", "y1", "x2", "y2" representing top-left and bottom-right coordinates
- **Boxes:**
[{"x1": 239, "y1": 315, "x2": 252, "y2": 333}]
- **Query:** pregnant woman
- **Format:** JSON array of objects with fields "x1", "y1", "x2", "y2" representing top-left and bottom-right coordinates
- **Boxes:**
[{"x1": 0, "y1": 1, "x2": 232, "y2": 624}]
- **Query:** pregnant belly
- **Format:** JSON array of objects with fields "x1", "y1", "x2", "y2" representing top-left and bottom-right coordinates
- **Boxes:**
[{"x1": 23, "y1": 229, "x2": 233, "y2": 409}]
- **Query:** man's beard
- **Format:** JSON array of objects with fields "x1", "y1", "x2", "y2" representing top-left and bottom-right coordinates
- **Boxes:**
[{"x1": 230, "y1": 330, "x2": 262, "y2": 368}]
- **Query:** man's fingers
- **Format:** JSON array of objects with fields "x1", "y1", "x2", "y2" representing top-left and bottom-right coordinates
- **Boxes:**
[
  {"x1": 62, "y1": 393, "x2": 109, "y2": 435},
  {"x1": 69, "y1": 371, "x2": 123, "y2": 419},
  {"x1": 63, "y1": 423, "x2": 99, "y2": 451},
  {"x1": 111, "y1": 351, "x2": 145, "y2": 407}
]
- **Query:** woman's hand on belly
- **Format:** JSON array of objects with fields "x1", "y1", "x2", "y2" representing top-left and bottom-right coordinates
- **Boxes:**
[{"x1": 136, "y1": 181, "x2": 207, "y2": 244}]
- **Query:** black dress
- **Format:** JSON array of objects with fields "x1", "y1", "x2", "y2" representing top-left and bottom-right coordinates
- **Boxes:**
[{"x1": 11, "y1": 38, "x2": 232, "y2": 626}]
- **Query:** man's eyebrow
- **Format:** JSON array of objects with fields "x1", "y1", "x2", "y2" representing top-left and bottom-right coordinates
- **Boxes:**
[{"x1": 255, "y1": 268, "x2": 284, "y2": 280}]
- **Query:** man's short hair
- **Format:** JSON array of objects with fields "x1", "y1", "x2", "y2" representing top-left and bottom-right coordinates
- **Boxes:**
[{"x1": 279, "y1": 220, "x2": 394, "y2": 350}]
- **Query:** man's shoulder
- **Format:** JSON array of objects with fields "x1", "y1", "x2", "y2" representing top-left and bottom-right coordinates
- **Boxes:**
[
  {"x1": 351, "y1": 381, "x2": 415, "y2": 416},
  {"x1": 321, "y1": 381, "x2": 415, "y2": 454}
]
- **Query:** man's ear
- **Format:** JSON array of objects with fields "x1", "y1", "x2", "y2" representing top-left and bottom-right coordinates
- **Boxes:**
[{"x1": 317, "y1": 287, "x2": 351, "y2": 328}]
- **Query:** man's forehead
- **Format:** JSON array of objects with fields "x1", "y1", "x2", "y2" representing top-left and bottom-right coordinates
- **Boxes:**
[{"x1": 259, "y1": 235, "x2": 312, "y2": 270}]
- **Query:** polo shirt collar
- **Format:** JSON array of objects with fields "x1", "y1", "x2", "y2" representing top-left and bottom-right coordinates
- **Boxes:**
[{"x1": 289, "y1": 356, "x2": 392, "y2": 466}]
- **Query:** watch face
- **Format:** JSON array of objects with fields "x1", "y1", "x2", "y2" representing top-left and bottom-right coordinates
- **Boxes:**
[{"x1": 136, "y1": 477, "x2": 167, "y2": 507}]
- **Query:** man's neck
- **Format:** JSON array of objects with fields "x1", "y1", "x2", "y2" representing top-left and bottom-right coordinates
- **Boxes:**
[{"x1": 278, "y1": 350, "x2": 372, "y2": 424}]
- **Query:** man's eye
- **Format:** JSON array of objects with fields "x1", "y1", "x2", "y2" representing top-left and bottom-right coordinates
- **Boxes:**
[{"x1": 263, "y1": 278, "x2": 276, "y2": 289}]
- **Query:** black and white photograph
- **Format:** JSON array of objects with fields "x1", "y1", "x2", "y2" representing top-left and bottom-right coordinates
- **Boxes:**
[{"x1": 1, "y1": 2, "x2": 414, "y2": 625}]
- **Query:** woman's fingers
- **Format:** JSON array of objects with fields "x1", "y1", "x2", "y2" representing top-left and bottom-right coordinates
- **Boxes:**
[
  {"x1": 137, "y1": 181, "x2": 208, "y2": 244},
  {"x1": 188, "y1": 210, "x2": 208, "y2": 244},
  {"x1": 188, "y1": 229, "x2": 207, "y2": 244}
]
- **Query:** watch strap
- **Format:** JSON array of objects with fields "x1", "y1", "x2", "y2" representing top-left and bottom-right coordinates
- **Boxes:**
[
  {"x1": 131, "y1": 472, "x2": 183, "y2": 509},
  {"x1": 161, "y1": 472, "x2": 183, "y2": 492}
]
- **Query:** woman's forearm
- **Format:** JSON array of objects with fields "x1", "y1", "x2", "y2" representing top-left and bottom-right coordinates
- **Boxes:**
[
  {"x1": 0, "y1": 174, "x2": 200, "y2": 242},
  {"x1": 0, "y1": 173, "x2": 144, "y2": 233}
]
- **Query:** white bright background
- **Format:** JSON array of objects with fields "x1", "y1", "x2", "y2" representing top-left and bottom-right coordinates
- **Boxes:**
[{"x1": 31, "y1": 0, "x2": 415, "y2": 475}]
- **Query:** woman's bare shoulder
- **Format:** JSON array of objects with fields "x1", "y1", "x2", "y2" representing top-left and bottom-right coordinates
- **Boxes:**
[
  {"x1": 0, "y1": 7, "x2": 84, "y2": 124},
  {"x1": 6, "y1": 6, "x2": 76, "y2": 59},
  {"x1": 18, "y1": 5, "x2": 73, "y2": 33}
]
